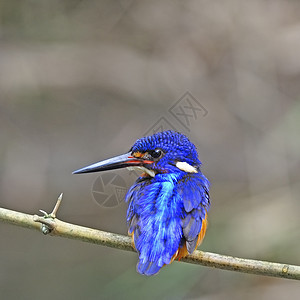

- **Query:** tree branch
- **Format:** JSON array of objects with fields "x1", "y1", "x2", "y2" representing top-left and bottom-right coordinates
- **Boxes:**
[{"x1": 0, "y1": 198, "x2": 299, "y2": 280}]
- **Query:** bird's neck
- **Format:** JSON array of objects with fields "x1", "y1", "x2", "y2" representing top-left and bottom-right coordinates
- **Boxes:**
[{"x1": 153, "y1": 172, "x2": 182, "y2": 183}]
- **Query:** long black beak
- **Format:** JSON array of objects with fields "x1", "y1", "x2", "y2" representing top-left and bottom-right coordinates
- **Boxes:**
[{"x1": 73, "y1": 152, "x2": 153, "y2": 174}]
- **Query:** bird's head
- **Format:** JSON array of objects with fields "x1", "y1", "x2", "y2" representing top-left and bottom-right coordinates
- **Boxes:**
[{"x1": 73, "y1": 131, "x2": 201, "y2": 177}]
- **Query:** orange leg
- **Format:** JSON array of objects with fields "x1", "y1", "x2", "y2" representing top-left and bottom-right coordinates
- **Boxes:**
[{"x1": 129, "y1": 230, "x2": 136, "y2": 249}]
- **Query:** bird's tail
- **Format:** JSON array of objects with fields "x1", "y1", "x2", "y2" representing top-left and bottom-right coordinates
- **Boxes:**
[{"x1": 136, "y1": 260, "x2": 162, "y2": 276}]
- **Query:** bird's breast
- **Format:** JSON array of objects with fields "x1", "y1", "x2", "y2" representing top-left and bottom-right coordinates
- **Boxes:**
[{"x1": 125, "y1": 171, "x2": 209, "y2": 275}]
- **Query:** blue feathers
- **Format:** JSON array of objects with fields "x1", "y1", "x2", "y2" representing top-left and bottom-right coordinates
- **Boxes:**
[
  {"x1": 74, "y1": 130, "x2": 210, "y2": 275},
  {"x1": 131, "y1": 131, "x2": 201, "y2": 173},
  {"x1": 126, "y1": 174, "x2": 184, "y2": 275},
  {"x1": 178, "y1": 173, "x2": 210, "y2": 253},
  {"x1": 125, "y1": 130, "x2": 210, "y2": 276}
]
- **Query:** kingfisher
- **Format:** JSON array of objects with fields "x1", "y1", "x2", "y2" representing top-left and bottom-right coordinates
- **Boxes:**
[{"x1": 73, "y1": 130, "x2": 210, "y2": 276}]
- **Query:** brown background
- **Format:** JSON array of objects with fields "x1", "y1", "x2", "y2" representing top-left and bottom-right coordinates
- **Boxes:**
[{"x1": 0, "y1": 1, "x2": 299, "y2": 299}]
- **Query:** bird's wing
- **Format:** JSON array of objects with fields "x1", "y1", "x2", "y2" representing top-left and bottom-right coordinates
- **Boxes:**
[{"x1": 177, "y1": 173, "x2": 210, "y2": 254}]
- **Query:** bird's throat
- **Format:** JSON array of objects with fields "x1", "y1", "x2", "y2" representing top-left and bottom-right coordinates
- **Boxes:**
[{"x1": 127, "y1": 166, "x2": 156, "y2": 177}]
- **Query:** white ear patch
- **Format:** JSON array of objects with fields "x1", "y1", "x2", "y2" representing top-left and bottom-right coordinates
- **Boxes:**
[{"x1": 176, "y1": 161, "x2": 198, "y2": 173}]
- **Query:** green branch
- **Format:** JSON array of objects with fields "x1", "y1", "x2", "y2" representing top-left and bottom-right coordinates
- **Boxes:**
[{"x1": 0, "y1": 195, "x2": 299, "y2": 280}]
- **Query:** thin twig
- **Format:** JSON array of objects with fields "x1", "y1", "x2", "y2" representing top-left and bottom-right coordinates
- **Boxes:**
[
  {"x1": 0, "y1": 205, "x2": 299, "y2": 280},
  {"x1": 49, "y1": 192, "x2": 63, "y2": 218}
]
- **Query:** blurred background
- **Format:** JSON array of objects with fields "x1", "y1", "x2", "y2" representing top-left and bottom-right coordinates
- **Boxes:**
[{"x1": 0, "y1": 1, "x2": 299, "y2": 299}]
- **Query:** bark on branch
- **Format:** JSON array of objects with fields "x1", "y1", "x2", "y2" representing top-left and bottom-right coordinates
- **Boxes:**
[{"x1": 0, "y1": 197, "x2": 299, "y2": 280}]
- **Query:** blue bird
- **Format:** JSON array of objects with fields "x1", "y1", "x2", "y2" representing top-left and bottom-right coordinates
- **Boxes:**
[{"x1": 73, "y1": 130, "x2": 210, "y2": 276}]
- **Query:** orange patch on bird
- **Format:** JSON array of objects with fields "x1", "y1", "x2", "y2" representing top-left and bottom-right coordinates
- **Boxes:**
[
  {"x1": 129, "y1": 230, "x2": 136, "y2": 249},
  {"x1": 131, "y1": 152, "x2": 154, "y2": 165},
  {"x1": 133, "y1": 151, "x2": 145, "y2": 158},
  {"x1": 140, "y1": 172, "x2": 150, "y2": 177},
  {"x1": 175, "y1": 213, "x2": 208, "y2": 261}
]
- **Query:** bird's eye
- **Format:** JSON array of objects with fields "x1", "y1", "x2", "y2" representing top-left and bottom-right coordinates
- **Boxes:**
[{"x1": 149, "y1": 149, "x2": 162, "y2": 159}]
